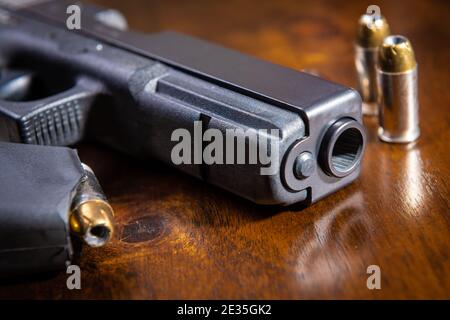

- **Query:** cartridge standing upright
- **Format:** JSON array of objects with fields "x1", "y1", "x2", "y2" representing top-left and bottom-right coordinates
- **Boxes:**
[
  {"x1": 355, "y1": 14, "x2": 390, "y2": 116},
  {"x1": 377, "y1": 35, "x2": 420, "y2": 143}
]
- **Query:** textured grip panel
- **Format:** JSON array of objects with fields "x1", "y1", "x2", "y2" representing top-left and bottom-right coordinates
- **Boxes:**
[
  {"x1": 19, "y1": 98, "x2": 87, "y2": 146},
  {"x1": 0, "y1": 77, "x2": 100, "y2": 146}
]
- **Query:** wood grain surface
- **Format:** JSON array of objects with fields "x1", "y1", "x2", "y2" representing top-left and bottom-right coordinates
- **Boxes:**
[{"x1": 1, "y1": 0, "x2": 449, "y2": 299}]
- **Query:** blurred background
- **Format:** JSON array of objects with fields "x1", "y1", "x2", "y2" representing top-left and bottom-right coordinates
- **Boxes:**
[{"x1": 90, "y1": 0, "x2": 449, "y2": 92}]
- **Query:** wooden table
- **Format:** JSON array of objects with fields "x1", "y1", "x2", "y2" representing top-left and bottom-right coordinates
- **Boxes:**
[{"x1": 1, "y1": 0, "x2": 449, "y2": 299}]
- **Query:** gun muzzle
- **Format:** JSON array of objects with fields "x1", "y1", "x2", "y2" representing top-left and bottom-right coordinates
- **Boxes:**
[
  {"x1": 377, "y1": 35, "x2": 420, "y2": 143},
  {"x1": 355, "y1": 13, "x2": 390, "y2": 116}
]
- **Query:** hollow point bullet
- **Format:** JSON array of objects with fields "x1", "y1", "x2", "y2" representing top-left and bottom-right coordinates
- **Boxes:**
[
  {"x1": 377, "y1": 35, "x2": 420, "y2": 143},
  {"x1": 69, "y1": 164, "x2": 115, "y2": 247}
]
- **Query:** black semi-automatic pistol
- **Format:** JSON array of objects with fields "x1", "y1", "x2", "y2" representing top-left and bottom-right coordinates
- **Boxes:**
[{"x1": 0, "y1": 0, "x2": 366, "y2": 205}]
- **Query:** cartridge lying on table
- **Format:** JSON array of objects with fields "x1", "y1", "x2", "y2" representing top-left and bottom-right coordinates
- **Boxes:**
[{"x1": 0, "y1": 142, "x2": 114, "y2": 276}]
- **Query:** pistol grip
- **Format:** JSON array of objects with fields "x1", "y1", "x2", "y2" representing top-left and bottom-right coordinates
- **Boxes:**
[{"x1": 0, "y1": 74, "x2": 101, "y2": 146}]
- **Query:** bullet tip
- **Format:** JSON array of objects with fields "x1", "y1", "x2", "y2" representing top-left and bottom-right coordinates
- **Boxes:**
[
  {"x1": 356, "y1": 14, "x2": 390, "y2": 48},
  {"x1": 70, "y1": 200, "x2": 114, "y2": 247},
  {"x1": 379, "y1": 35, "x2": 417, "y2": 72}
]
